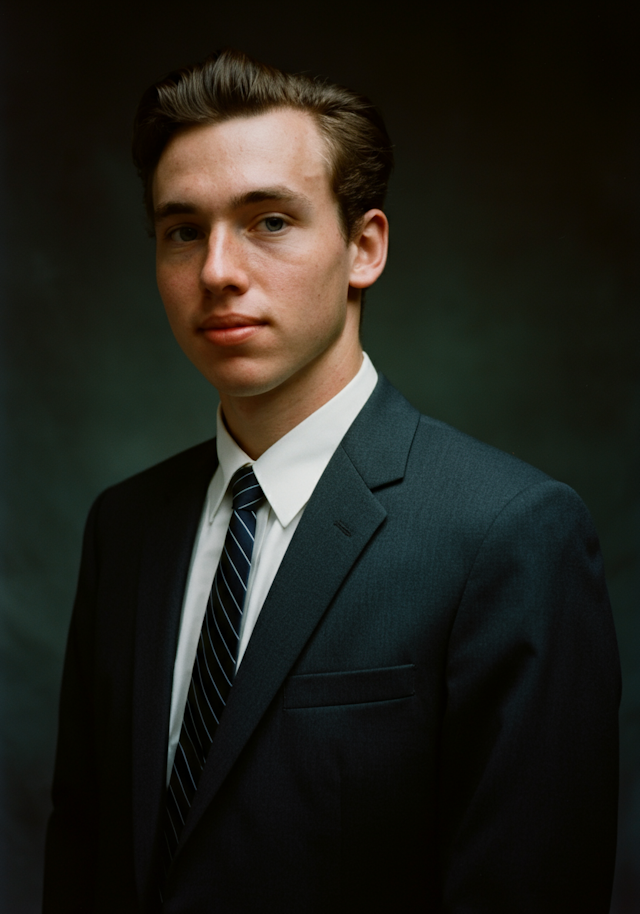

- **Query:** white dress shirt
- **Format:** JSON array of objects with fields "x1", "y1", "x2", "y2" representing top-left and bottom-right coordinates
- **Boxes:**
[{"x1": 166, "y1": 353, "x2": 378, "y2": 780}]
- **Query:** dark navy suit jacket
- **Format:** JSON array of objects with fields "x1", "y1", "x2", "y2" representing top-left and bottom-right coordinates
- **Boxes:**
[{"x1": 44, "y1": 377, "x2": 620, "y2": 913}]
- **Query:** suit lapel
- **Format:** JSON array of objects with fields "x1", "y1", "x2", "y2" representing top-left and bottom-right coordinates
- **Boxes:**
[
  {"x1": 131, "y1": 441, "x2": 217, "y2": 905},
  {"x1": 175, "y1": 377, "x2": 420, "y2": 853}
]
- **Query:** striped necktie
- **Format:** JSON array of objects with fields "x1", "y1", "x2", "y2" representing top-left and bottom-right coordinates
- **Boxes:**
[{"x1": 164, "y1": 465, "x2": 265, "y2": 863}]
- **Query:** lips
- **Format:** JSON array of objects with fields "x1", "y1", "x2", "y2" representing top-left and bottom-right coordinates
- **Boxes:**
[{"x1": 199, "y1": 313, "x2": 266, "y2": 347}]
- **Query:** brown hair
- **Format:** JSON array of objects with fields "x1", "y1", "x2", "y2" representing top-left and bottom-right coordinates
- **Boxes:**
[{"x1": 132, "y1": 48, "x2": 393, "y2": 241}]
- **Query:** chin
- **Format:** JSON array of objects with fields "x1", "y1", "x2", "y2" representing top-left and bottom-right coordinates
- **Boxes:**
[{"x1": 203, "y1": 365, "x2": 289, "y2": 399}]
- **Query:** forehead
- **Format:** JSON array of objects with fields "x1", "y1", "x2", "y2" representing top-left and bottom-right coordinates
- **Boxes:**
[{"x1": 153, "y1": 108, "x2": 333, "y2": 207}]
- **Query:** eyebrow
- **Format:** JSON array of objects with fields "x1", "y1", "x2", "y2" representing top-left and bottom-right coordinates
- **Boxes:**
[
  {"x1": 154, "y1": 201, "x2": 198, "y2": 222},
  {"x1": 154, "y1": 186, "x2": 312, "y2": 224}
]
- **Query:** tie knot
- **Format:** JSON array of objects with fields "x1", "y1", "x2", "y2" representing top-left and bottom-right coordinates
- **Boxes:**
[{"x1": 231, "y1": 466, "x2": 265, "y2": 513}]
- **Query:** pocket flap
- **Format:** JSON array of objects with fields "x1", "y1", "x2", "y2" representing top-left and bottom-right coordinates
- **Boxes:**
[{"x1": 284, "y1": 664, "x2": 415, "y2": 709}]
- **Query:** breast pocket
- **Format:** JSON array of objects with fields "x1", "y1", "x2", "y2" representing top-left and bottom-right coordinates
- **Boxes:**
[{"x1": 283, "y1": 664, "x2": 415, "y2": 709}]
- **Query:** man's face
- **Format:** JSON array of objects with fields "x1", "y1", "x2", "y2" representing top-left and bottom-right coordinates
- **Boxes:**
[{"x1": 153, "y1": 108, "x2": 365, "y2": 408}]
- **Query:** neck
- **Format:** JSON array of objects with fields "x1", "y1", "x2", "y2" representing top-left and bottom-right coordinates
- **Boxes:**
[{"x1": 219, "y1": 344, "x2": 364, "y2": 460}]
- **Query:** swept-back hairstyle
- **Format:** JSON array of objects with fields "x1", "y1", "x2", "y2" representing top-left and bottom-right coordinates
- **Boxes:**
[{"x1": 132, "y1": 48, "x2": 394, "y2": 241}]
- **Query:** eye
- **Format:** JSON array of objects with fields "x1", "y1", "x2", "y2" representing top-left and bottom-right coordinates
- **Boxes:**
[
  {"x1": 169, "y1": 225, "x2": 201, "y2": 243},
  {"x1": 262, "y1": 216, "x2": 286, "y2": 233}
]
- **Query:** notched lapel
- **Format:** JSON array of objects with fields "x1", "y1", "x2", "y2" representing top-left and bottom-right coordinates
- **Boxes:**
[
  {"x1": 132, "y1": 445, "x2": 216, "y2": 906},
  {"x1": 171, "y1": 377, "x2": 421, "y2": 859},
  {"x1": 176, "y1": 446, "x2": 388, "y2": 852}
]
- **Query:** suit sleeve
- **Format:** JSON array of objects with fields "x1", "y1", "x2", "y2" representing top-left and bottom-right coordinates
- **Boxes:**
[
  {"x1": 439, "y1": 479, "x2": 620, "y2": 914},
  {"x1": 43, "y1": 494, "x2": 104, "y2": 913}
]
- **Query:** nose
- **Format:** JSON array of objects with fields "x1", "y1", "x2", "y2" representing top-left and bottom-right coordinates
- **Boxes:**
[{"x1": 200, "y1": 225, "x2": 249, "y2": 296}]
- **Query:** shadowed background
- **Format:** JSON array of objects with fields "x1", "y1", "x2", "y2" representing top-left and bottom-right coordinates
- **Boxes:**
[{"x1": 1, "y1": 2, "x2": 638, "y2": 910}]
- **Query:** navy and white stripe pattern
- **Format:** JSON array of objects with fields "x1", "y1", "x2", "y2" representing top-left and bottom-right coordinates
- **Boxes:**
[{"x1": 164, "y1": 465, "x2": 264, "y2": 865}]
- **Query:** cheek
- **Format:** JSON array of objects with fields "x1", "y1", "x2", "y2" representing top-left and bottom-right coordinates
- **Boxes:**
[
  {"x1": 307, "y1": 259, "x2": 351, "y2": 322},
  {"x1": 155, "y1": 263, "x2": 173, "y2": 304},
  {"x1": 274, "y1": 244, "x2": 350, "y2": 312},
  {"x1": 156, "y1": 266, "x2": 191, "y2": 314}
]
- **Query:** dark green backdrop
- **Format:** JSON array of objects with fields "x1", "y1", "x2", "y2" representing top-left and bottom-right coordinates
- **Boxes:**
[{"x1": 1, "y1": 3, "x2": 638, "y2": 911}]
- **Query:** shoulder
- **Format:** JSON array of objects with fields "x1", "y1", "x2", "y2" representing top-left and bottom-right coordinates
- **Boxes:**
[
  {"x1": 92, "y1": 437, "x2": 217, "y2": 523},
  {"x1": 359, "y1": 373, "x2": 549, "y2": 492},
  {"x1": 411, "y1": 411, "x2": 550, "y2": 497},
  {"x1": 416, "y1": 410, "x2": 595, "y2": 535},
  {"x1": 363, "y1": 376, "x2": 590, "y2": 532}
]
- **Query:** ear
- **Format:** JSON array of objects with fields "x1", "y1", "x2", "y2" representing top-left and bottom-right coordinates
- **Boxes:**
[{"x1": 348, "y1": 209, "x2": 389, "y2": 289}]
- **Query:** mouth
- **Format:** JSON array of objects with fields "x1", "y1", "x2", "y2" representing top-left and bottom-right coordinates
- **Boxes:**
[{"x1": 199, "y1": 314, "x2": 266, "y2": 347}]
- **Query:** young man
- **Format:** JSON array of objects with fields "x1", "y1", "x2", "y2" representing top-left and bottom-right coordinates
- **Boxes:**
[{"x1": 44, "y1": 49, "x2": 620, "y2": 913}]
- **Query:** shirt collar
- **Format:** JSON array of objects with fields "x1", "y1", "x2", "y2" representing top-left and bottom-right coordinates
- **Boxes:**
[{"x1": 208, "y1": 353, "x2": 378, "y2": 527}]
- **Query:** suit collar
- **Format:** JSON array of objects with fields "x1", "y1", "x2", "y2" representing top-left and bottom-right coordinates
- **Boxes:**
[{"x1": 339, "y1": 373, "x2": 420, "y2": 490}]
